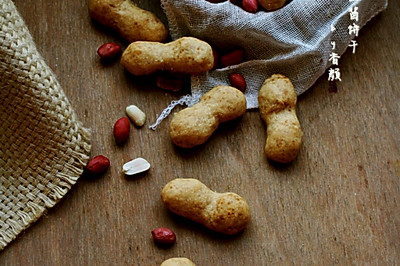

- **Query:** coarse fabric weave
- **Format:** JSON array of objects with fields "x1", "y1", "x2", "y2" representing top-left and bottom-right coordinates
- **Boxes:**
[
  {"x1": 161, "y1": 0, "x2": 388, "y2": 108},
  {"x1": 0, "y1": 0, "x2": 91, "y2": 250}
]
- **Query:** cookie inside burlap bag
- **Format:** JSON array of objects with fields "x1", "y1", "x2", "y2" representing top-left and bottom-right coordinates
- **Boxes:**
[
  {"x1": 150, "y1": 0, "x2": 387, "y2": 128},
  {"x1": 0, "y1": 0, "x2": 91, "y2": 250}
]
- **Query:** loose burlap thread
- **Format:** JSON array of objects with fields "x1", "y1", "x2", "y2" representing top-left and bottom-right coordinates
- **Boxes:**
[
  {"x1": 160, "y1": 0, "x2": 388, "y2": 108},
  {"x1": 0, "y1": 0, "x2": 91, "y2": 250}
]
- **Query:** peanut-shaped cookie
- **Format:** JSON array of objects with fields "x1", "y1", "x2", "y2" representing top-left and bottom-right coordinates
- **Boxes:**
[
  {"x1": 88, "y1": 0, "x2": 168, "y2": 42},
  {"x1": 121, "y1": 37, "x2": 214, "y2": 76},
  {"x1": 169, "y1": 85, "x2": 246, "y2": 148},
  {"x1": 258, "y1": 74, "x2": 303, "y2": 163},
  {"x1": 161, "y1": 178, "x2": 251, "y2": 235}
]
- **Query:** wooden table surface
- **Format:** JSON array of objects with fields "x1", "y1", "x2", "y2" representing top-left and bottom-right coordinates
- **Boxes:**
[{"x1": 1, "y1": 0, "x2": 399, "y2": 265}]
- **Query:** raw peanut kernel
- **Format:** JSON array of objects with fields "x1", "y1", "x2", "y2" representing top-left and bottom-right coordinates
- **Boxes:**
[
  {"x1": 113, "y1": 117, "x2": 130, "y2": 145},
  {"x1": 212, "y1": 48, "x2": 220, "y2": 69},
  {"x1": 85, "y1": 155, "x2": 110, "y2": 177},
  {"x1": 220, "y1": 49, "x2": 245, "y2": 67},
  {"x1": 229, "y1": 73, "x2": 247, "y2": 92},
  {"x1": 97, "y1": 43, "x2": 122, "y2": 60},
  {"x1": 156, "y1": 76, "x2": 184, "y2": 92},
  {"x1": 151, "y1": 227, "x2": 176, "y2": 245},
  {"x1": 123, "y1": 158, "x2": 150, "y2": 176},
  {"x1": 126, "y1": 105, "x2": 146, "y2": 127},
  {"x1": 242, "y1": 0, "x2": 258, "y2": 12}
]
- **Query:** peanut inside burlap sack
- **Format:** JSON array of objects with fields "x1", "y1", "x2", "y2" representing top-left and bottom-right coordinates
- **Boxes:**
[
  {"x1": 160, "y1": 0, "x2": 388, "y2": 108},
  {"x1": 0, "y1": 0, "x2": 91, "y2": 250}
]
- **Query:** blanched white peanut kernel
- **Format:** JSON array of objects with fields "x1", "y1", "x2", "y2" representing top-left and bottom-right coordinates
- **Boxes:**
[
  {"x1": 126, "y1": 105, "x2": 146, "y2": 127},
  {"x1": 123, "y1": 158, "x2": 150, "y2": 175}
]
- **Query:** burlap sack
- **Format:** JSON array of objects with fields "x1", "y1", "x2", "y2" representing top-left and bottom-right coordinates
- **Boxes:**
[
  {"x1": 0, "y1": 0, "x2": 91, "y2": 250},
  {"x1": 160, "y1": 0, "x2": 388, "y2": 108}
]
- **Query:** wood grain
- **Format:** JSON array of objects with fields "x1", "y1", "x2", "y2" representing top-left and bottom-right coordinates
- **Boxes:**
[{"x1": 1, "y1": 0, "x2": 399, "y2": 265}]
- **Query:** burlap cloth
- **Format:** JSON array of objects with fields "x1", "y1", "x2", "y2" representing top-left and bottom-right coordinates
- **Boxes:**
[
  {"x1": 0, "y1": 0, "x2": 91, "y2": 250},
  {"x1": 160, "y1": 0, "x2": 388, "y2": 108}
]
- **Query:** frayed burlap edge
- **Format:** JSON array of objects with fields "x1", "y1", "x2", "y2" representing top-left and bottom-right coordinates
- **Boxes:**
[{"x1": 0, "y1": 0, "x2": 91, "y2": 250}]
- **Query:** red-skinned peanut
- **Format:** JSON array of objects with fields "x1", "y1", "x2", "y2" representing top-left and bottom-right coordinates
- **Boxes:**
[
  {"x1": 156, "y1": 76, "x2": 184, "y2": 92},
  {"x1": 113, "y1": 117, "x2": 130, "y2": 145},
  {"x1": 85, "y1": 155, "x2": 110, "y2": 177},
  {"x1": 229, "y1": 73, "x2": 247, "y2": 93},
  {"x1": 242, "y1": 0, "x2": 258, "y2": 12},
  {"x1": 212, "y1": 48, "x2": 220, "y2": 69},
  {"x1": 220, "y1": 49, "x2": 245, "y2": 67},
  {"x1": 151, "y1": 227, "x2": 176, "y2": 245},
  {"x1": 97, "y1": 42, "x2": 122, "y2": 60}
]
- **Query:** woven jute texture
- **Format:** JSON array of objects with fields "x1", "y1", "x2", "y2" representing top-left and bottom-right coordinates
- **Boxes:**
[{"x1": 0, "y1": 0, "x2": 91, "y2": 250}]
